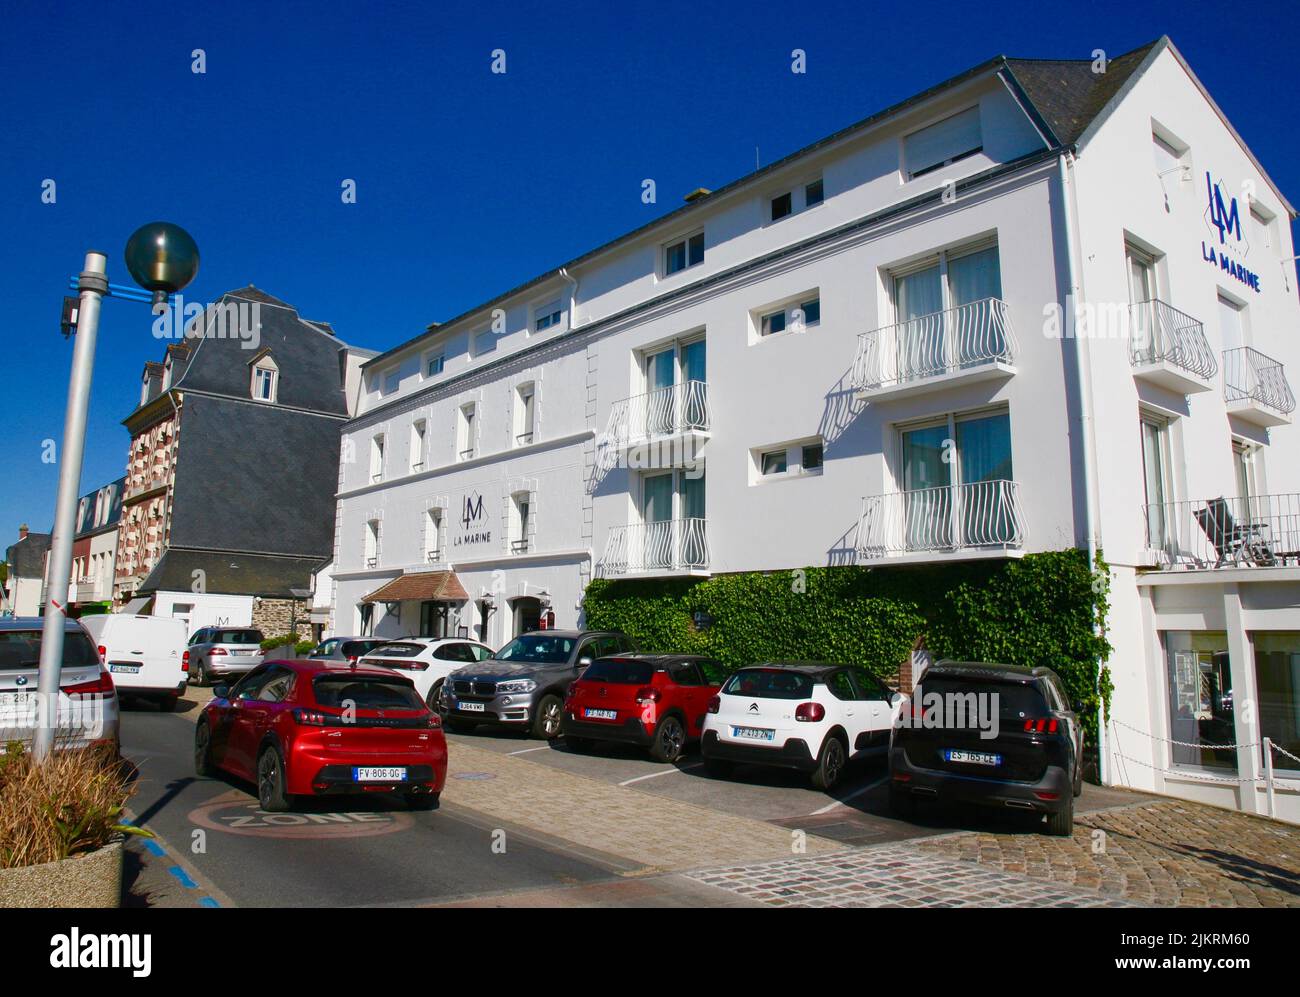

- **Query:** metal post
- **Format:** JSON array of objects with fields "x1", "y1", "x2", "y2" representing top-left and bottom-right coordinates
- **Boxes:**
[
  {"x1": 1264, "y1": 737, "x2": 1276, "y2": 819},
  {"x1": 33, "y1": 252, "x2": 108, "y2": 760}
]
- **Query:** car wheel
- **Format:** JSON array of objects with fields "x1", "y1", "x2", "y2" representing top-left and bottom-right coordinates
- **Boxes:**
[
  {"x1": 194, "y1": 720, "x2": 215, "y2": 777},
  {"x1": 566, "y1": 736, "x2": 595, "y2": 753},
  {"x1": 889, "y1": 785, "x2": 916, "y2": 818},
  {"x1": 425, "y1": 681, "x2": 443, "y2": 712},
  {"x1": 533, "y1": 694, "x2": 563, "y2": 740},
  {"x1": 257, "y1": 745, "x2": 290, "y2": 813},
  {"x1": 703, "y1": 756, "x2": 733, "y2": 779},
  {"x1": 406, "y1": 791, "x2": 440, "y2": 811},
  {"x1": 190, "y1": 659, "x2": 207, "y2": 687},
  {"x1": 1072, "y1": 762, "x2": 1083, "y2": 798},
  {"x1": 1045, "y1": 797, "x2": 1074, "y2": 837},
  {"x1": 445, "y1": 718, "x2": 476, "y2": 735},
  {"x1": 810, "y1": 734, "x2": 847, "y2": 791},
  {"x1": 649, "y1": 715, "x2": 686, "y2": 764}
]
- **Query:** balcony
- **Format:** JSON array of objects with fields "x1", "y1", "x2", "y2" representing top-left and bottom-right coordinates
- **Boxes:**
[
  {"x1": 1128, "y1": 299, "x2": 1217, "y2": 394},
  {"x1": 1143, "y1": 493, "x2": 1300, "y2": 569},
  {"x1": 600, "y1": 381, "x2": 710, "y2": 469},
  {"x1": 597, "y1": 518, "x2": 709, "y2": 577},
  {"x1": 75, "y1": 579, "x2": 102, "y2": 603},
  {"x1": 851, "y1": 297, "x2": 1017, "y2": 401},
  {"x1": 1223, "y1": 347, "x2": 1295, "y2": 428},
  {"x1": 856, "y1": 480, "x2": 1026, "y2": 561}
]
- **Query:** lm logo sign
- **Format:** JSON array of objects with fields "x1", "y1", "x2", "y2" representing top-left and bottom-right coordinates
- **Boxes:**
[
  {"x1": 455, "y1": 490, "x2": 492, "y2": 548},
  {"x1": 462, "y1": 491, "x2": 484, "y2": 528},
  {"x1": 1201, "y1": 171, "x2": 1261, "y2": 293}
]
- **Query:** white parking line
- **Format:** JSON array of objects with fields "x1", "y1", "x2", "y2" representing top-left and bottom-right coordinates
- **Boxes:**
[
  {"x1": 807, "y1": 775, "x2": 890, "y2": 816},
  {"x1": 619, "y1": 763, "x2": 703, "y2": 786},
  {"x1": 507, "y1": 745, "x2": 552, "y2": 756}
]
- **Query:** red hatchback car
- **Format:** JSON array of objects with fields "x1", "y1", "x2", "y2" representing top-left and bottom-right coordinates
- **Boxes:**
[
  {"x1": 561, "y1": 654, "x2": 720, "y2": 763},
  {"x1": 195, "y1": 659, "x2": 447, "y2": 812}
]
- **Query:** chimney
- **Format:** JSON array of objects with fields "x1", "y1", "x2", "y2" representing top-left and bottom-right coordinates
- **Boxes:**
[
  {"x1": 684, "y1": 187, "x2": 712, "y2": 204},
  {"x1": 18, "y1": 524, "x2": 28, "y2": 540}
]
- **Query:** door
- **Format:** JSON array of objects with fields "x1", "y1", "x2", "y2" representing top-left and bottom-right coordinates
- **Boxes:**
[
  {"x1": 827, "y1": 670, "x2": 872, "y2": 756},
  {"x1": 512, "y1": 597, "x2": 541, "y2": 636},
  {"x1": 1128, "y1": 248, "x2": 1158, "y2": 360},
  {"x1": 954, "y1": 412, "x2": 1014, "y2": 545},
  {"x1": 680, "y1": 472, "x2": 706, "y2": 567},
  {"x1": 681, "y1": 339, "x2": 707, "y2": 429},
  {"x1": 221, "y1": 666, "x2": 276, "y2": 776},
  {"x1": 947, "y1": 246, "x2": 1003, "y2": 366},
  {"x1": 645, "y1": 348, "x2": 676, "y2": 436},
  {"x1": 901, "y1": 423, "x2": 953, "y2": 550},
  {"x1": 1141, "y1": 417, "x2": 1169, "y2": 550},
  {"x1": 895, "y1": 264, "x2": 944, "y2": 378},
  {"x1": 641, "y1": 473, "x2": 675, "y2": 569}
]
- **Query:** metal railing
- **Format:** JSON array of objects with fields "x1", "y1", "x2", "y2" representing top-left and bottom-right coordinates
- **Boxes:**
[
  {"x1": 1223, "y1": 347, "x2": 1296, "y2": 415},
  {"x1": 1143, "y1": 492, "x2": 1300, "y2": 568},
  {"x1": 458, "y1": 447, "x2": 476, "y2": 461},
  {"x1": 510, "y1": 539, "x2": 530, "y2": 554},
  {"x1": 599, "y1": 518, "x2": 709, "y2": 575},
  {"x1": 603, "y1": 380, "x2": 710, "y2": 449},
  {"x1": 852, "y1": 297, "x2": 1017, "y2": 391},
  {"x1": 1128, "y1": 298, "x2": 1218, "y2": 380},
  {"x1": 857, "y1": 480, "x2": 1026, "y2": 559},
  {"x1": 426, "y1": 549, "x2": 443, "y2": 563}
]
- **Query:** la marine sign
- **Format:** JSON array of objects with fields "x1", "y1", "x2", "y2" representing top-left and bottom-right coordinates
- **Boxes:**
[{"x1": 1201, "y1": 171, "x2": 1261, "y2": 293}]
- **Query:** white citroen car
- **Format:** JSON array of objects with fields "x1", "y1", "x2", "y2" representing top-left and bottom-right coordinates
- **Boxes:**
[
  {"x1": 701, "y1": 662, "x2": 905, "y2": 791},
  {"x1": 357, "y1": 637, "x2": 495, "y2": 709}
]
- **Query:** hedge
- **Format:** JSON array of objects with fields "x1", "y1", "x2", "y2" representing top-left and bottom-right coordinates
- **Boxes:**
[{"x1": 583, "y1": 549, "x2": 1111, "y2": 740}]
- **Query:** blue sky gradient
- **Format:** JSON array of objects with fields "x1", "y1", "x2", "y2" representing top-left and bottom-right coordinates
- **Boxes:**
[{"x1": 1, "y1": 0, "x2": 1296, "y2": 539}]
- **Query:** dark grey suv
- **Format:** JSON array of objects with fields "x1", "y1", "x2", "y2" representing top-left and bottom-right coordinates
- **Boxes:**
[{"x1": 441, "y1": 630, "x2": 637, "y2": 738}]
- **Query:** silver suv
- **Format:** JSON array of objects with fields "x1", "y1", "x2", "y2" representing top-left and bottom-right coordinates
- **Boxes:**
[
  {"x1": 186, "y1": 627, "x2": 264, "y2": 686},
  {"x1": 442, "y1": 630, "x2": 637, "y2": 738}
]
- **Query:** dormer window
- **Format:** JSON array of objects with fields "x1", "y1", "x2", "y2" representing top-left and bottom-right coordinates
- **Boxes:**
[{"x1": 249, "y1": 352, "x2": 279, "y2": 403}]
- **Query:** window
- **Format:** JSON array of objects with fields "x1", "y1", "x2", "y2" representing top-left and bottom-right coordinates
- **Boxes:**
[
  {"x1": 426, "y1": 353, "x2": 445, "y2": 377},
  {"x1": 760, "y1": 309, "x2": 787, "y2": 337},
  {"x1": 1233, "y1": 441, "x2": 1258, "y2": 504},
  {"x1": 802, "y1": 443, "x2": 824, "y2": 472},
  {"x1": 409, "y1": 420, "x2": 426, "y2": 473},
  {"x1": 761, "y1": 450, "x2": 788, "y2": 476},
  {"x1": 770, "y1": 191, "x2": 793, "y2": 221},
  {"x1": 804, "y1": 178, "x2": 824, "y2": 207},
  {"x1": 364, "y1": 519, "x2": 380, "y2": 568},
  {"x1": 664, "y1": 232, "x2": 704, "y2": 275},
  {"x1": 458, "y1": 403, "x2": 477, "y2": 460},
  {"x1": 511, "y1": 491, "x2": 531, "y2": 554},
  {"x1": 370, "y1": 434, "x2": 385, "y2": 483},
  {"x1": 534, "y1": 299, "x2": 563, "y2": 332},
  {"x1": 425, "y1": 508, "x2": 444, "y2": 562},
  {"x1": 473, "y1": 329, "x2": 496, "y2": 357},
  {"x1": 758, "y1": 295, "x2": 820, "y2": 338},
  {"x1": 252, "y1": 363, "x2": 277, "y2": 403},
  {"x1": 1165, "y1": 631, "x2": 1235, "y2": 771},
  {"x1": 1140, "y1": 415, "x2": 1171, "y2": 549},
  {"x1": 1251, "y1": 202, "x2": 1277, "y2": 252},
  {"x1": 903, "y1": 106, "x2": 982, "y2": 179},
  {"x1": 515, "y1": 383, "x2": 536, "y2": 445},
  {"x1": 1252, "y1": 632, "x2": 1300, "y2": 773},
  {"x1": 382, "y1": 368, "x2": 400, "y2": 395}
]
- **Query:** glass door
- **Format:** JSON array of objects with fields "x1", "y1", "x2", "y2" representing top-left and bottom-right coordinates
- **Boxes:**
[
  {"x1": 641, "y1": 473, "x2": 674, "y2": 569},
  {"x1": 680, "y1": 472, "x2": 706, "y2": 567},
  {"x1": 955, "y1": 412, "x2": 1014, "y2": 544},
  {"x1": 1141, "y1": 418, "x2": 1169, "y2": 551},
  {"x1": 681, "y1": 339, "x2": 707, "y2": 430},
  {"x1": 901, "y1": 423, "x2": 952, "y2": 550},
  {"x1": 948, "y1": 246, "x2": 1003, "y2": 367},
  {"x1": 645, "y1": 348, "x2": 676, "y2": 437},
  {"x1": 895, "y1": 265, "x2": 944, "y2": 380},
  {"x1": 1128, "y1": 248, "x2": 1158, "y2": 362}
]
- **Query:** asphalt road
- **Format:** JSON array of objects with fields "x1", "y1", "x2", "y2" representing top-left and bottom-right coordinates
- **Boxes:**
[{"x1": 120, "y1": 702, "x2": 622, "y2": 907}]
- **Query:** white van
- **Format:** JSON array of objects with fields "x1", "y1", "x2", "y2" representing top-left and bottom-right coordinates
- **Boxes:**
[{"x1": 79, "y1": 614, "x2": 189, "y2": 710}]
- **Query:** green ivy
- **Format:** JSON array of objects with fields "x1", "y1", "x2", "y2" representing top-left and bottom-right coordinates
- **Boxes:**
[{"x1": 583, "y1": 549, "x2": 1112, "y2": 741}]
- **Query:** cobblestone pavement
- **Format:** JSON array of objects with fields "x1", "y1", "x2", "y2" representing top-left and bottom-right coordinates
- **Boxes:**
[
  {"x1": 686, "y1": 843, "x2": 1133, "y2": 907},
  {"x1": 917, "y1": 800, "x2": 1300, "y2": 908},
  {"x1": 441, "y1": 742, "x2": 841, "y2": 872}
]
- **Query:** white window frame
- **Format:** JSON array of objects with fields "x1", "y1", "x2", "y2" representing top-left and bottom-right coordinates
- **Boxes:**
[
  {"x1": 532, "y1": 299, "x2": 564, "y2": 333},
  {"x1": 458, "y1": 403, "x2": 478, "y2": 461},
  {"x1": 766, "y1": 175, "x2": 824, "y2": 225},
  {"x1": 424, "y1": 507, "x2": 445, "y2": 563},
  {"x1": 251, "y1": 360, "x2": 278, "y2": 403},
  {"x1": 663, "y1": 230, "x2": 705, "y2": 277},
  {"x1": 515, "y1": 382, "x2": 536, "y2": 446},
  {"x1": 381, "y1": 367, "x2": 400, "y2": 396},
  {"x1": 424, "y1": 351, "x2": 446, "y2": 378},
  {"x1": 370, "y1": 434, "x2": 385, "y2": 483},
  {"x1": 752, "y1": 436, "x2": 825, "y2": 483},
  {"x1": 409, "y1": 419, "x2": 426, "y2": 473},
  {"x1": 902, "y1": 105, "x2": 983, "y2": 180},
  {"x1": 751, "y1": 290, "x2": 821, "y2": 343}
]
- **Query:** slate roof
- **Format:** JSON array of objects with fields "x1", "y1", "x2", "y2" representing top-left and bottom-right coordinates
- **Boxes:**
[
  {"x1": 4, "y1": 533, "x2": 51, "y2": 579},
  {"x1": 361, "y1": 571, "x2": 469, "y2": 604},
  {"x1": 74, "y1": 477, "x2": 126, "y2": 539},
  {"x1": 135, "y1": 548, "x2": 322, "y2": 598}
]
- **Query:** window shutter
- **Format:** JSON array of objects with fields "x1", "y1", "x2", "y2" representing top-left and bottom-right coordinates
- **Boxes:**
[{"x1": 904, "y1": 107, "x2": 981, "y2": 177}]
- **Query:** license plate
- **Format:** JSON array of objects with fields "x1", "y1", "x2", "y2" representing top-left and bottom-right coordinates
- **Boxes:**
[
  {"x1": 459, "y1": 701, "x2": 485, "y2": 713},
  {"x1": 0, "y1": 692, "x2": 33, "y2": 708},
  {"x1": 353, "y1": 766, "x2": 406, "y2": 782},
  {"x1": 584, "y1": 708, "x2": 617, "y2": 720},
  {"x1": 110, "y1": 664, "x2": 141, "y2": 674},
  {"x1": 944, "y1": 749, "x2": 1001, "y2": 766},
  {"x1": 231, "y1": 649, "x2": 255, "y2": 655},
  {"x1": 731, "y1": 725, "x2": 775, "y2": 742}
]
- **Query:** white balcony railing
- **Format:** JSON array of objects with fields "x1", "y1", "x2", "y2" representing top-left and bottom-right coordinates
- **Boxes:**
[
  {"x1": 852, "y1": 297, "x2": 1017, "y2": 393},
  {"x1": 857, "y1": 480, "x2": 1026, "y2": 559},
  {"x1": 598, "y1": 518, "x2": 709, "y2": 576},
  {"x1": 1128, "y1": 299, "x2": 1218, "y2": 380},
  {"x1": 603, "y1": 380, "x2": 710, "y2": 450},
  {"x1": 1144, "y1": 493, "x2": 1300, "y2": 569},
  {"x1": 1223, "y1": 347, "x2": 1295, "y2": 417}
]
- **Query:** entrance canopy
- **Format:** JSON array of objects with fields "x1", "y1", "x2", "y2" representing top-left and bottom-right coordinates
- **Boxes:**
[{"x1": 361, "y1": 570, "x2": 469, "y2": 604}]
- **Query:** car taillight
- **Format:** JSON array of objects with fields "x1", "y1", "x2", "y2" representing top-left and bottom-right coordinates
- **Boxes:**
[
  {"x1": 795, "y1": 702, "x2": 825, "y2": 723},
  {"x1": 63, "y1": 666, "x2": 116, "y2": 697},
  {"x1": 97, "y1": 644, "x2": 107, "y2": 663},
  {"x1": 565, "y1": 681, "x2": 579, "y2": 700},
  {"x1": 426, "y1": 713, "x2": 442, "y2": 729},
  {"x1": 346, "y1": 655, "x2": 358, "y2": 664},
  {"x1": 635, "y1": 686, "x2": 660, "y2": 705},
  {"x1": 707, "y1": 695, "x2": 720, "y2": 714},
  {"x1": 1023, "y1": 718, "x2": 1060, "y2": 734},
  {"x1": 182, "y1": 649, "x2": 190, "y2": 672},
  {"x1": 210, "y1": 647, "x2": 228, "y2": 656},
  {"x1": 293, "y1": 708, "x2": 329, "y2": 725}
]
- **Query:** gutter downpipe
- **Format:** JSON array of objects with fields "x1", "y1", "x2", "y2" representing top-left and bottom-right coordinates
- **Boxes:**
[
  {"x1": 559, "y1": 267, "x2": 579, "y2": 329},
  {"x1": 1058, "y1": 150, "x2": 1106, "y2": 785}
]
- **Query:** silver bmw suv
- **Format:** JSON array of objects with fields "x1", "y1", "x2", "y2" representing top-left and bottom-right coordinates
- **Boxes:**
[{"x1": 441, "y1": 630, "x2": 637, "y2": 739}]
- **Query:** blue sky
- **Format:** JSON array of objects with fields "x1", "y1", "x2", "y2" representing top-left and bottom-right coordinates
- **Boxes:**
[{"x1": 1, "y1": 0, "x2": 1296, "y2": 542}]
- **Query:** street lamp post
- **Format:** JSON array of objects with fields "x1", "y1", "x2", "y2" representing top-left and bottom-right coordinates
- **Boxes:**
[{"x1": 33, "y1": 224, "x2": 198, "y2": 760}]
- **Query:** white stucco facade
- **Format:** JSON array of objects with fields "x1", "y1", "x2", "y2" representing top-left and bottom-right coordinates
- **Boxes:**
[{"x1": 330, "y1": 40, "x2": 1300, "y2": 821}]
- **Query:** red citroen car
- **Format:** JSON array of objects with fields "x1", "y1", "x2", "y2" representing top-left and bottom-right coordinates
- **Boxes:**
[
  {"x1": 195, "y1": 658, "x2": 446, "y2": 812},
  {"x1": 560, "y1": 654, "x2": 721, "y2": 763}
]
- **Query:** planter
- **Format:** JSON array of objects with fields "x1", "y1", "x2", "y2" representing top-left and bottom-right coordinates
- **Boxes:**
[{"x1": 0, "y1": 837, "x2": 123, "y2": 908}]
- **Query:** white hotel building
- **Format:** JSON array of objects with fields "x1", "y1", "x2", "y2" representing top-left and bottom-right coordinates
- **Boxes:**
[{"x1": 330, "y1": 38, "x2": 1300, "y2": 821}]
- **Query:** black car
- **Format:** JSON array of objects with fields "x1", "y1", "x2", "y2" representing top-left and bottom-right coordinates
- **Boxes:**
[{"x1": 889, "y1": 660, "x2": 1083, "y2": 835}]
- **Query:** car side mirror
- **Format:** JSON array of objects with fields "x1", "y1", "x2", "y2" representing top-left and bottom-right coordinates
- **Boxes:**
[
  {"x1": 212, "y1": 684, "x2": 230, "y2": 699},
  {"x1": 576, "y1": 657, "x2": 593, "y2": 669},
  {"x1": 890, "y1": 692, "x2": 903, "y2": 706}
]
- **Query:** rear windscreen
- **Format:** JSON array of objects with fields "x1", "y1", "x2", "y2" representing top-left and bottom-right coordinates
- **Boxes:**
[
  {"x1": 0, "y1": 631, "x2": 100, "y2": 670},
  {"x1": 722, "y1": 670, "x2": 815, "y2": 700},
  {"x1": 582, "y1": 658, "x2": 655, "y2": 684},
  {"x1": 215, "y1": 630, "x2": 262, "y2": 645},
  {"x1": 917, "y1": 676, "x2": 1049, "y2": 719},
  {"x1": 312, "y1": 675, "x2": 424, "y2": 710},
  {"x1": 342, "y1": 640, "x2": 386, "y2": 658},
  {"x1": 367, "y1": 643, "x2": 424, "y2": 658}
]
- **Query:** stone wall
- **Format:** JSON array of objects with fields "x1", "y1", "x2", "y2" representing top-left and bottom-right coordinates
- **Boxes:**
[{"x1": 252, "y1": 597, "x2": 309, "y2": 640}]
